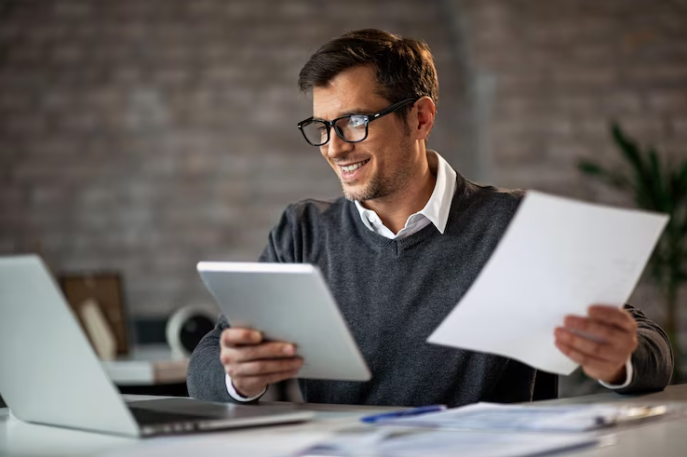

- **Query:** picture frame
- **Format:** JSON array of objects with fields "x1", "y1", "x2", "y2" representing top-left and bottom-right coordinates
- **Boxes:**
[{"x1": 59, "y1": 272, "x2": 130, "y2": 357}]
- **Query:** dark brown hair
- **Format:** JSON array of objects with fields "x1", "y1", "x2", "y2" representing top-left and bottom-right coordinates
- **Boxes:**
[{"x1": 298, "y1": 29, "x2": 439, "y2": 120}]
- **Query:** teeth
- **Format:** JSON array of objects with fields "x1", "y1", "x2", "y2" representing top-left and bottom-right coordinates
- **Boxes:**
[{"x1": 342, "y1": 160, "x2": 366, "y2": 172}]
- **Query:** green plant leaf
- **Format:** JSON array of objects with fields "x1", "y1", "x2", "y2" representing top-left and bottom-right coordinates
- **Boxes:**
[
  {"x1": 673, "y1": 162, "x2": 687, "y2": 205},
  {"x1": 647, "y1": 148, "x2": 668, "y2": 211},
  {"x1": 578, "y1": 160, "x2": 631, "y2": 190},
  {"x1": 611, "y1": 123, "x2": 662, "y2": 211},
  {"x1": 578, "y1": 161, "x2": 605, "y2": 175},
  {"x1": 611, "y1": 123, "x2": 644, "y2": 170},
  {"x1": 674, "y1": 163, "x2": 687, "y2": 235}
]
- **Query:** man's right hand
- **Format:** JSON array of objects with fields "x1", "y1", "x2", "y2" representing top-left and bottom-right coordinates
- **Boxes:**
[{"x1": 220, "y1": 328, "x2": 303, "y2": 398}]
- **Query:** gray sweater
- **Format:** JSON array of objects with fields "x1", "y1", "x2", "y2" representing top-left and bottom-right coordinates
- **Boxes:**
[{"x1": 187, "y1": 175, "x2": 673, "y2": 407}]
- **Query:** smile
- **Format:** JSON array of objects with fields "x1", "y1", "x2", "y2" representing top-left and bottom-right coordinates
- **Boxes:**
[{"x1": 340, "y1": 159, "x2": 370, "y2": 174}]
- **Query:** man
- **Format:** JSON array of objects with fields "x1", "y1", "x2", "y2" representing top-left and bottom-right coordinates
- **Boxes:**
[{"x1": 187, "y1": 29, "x2": 673, "y2": 407}]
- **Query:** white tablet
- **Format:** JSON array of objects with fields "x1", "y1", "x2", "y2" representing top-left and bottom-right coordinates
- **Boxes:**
[{"x1": 197, "y1": 262, "x2": 371, "y2": 382}]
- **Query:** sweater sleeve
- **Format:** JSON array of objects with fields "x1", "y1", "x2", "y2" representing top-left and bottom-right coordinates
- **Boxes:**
[
  {"x1": 612, "y1": 303, "x2": 674, "y2": 394},
  {"x1": 186, "y1": 206, "x2": 298, "y2": 402},
  {"x1": 186, "y1": 315, "x2": 238, "y2": 402}
]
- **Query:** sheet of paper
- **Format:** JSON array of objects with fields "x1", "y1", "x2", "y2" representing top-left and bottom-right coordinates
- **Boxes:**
[
  {"x1": 428, "y1": 191, "x2": 668, "y2": 375},
  {"x1": 298, "y1": 427, "x2": 598, "y2": 457},
  {"x1": 373, "y1": 430, "x2": 597, "y2": 457},
  {"x1": 382, "y1": 402, "x2": 677, "y2": 432},
  {"x1": 99, "y1": 432, "x2": 331, "y2": 457}
]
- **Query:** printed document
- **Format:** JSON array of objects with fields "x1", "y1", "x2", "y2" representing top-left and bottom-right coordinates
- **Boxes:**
[
  {"x1": 380, "y1": 402, "x2": 675, "y2": 432},
  {"x1": 428, "y1": 191, "x2": 668, "y2": 374},
  {"x1": 100, "y1": 432, "x2": 331, "y2": 457},
  {"x1": 297, "y1": 426, "x2": 598, "y2": 457}
]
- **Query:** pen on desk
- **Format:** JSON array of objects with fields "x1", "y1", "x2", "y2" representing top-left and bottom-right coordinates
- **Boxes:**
[{"x1": 360, "y1": 405, "x2": 447, "y2": 424}]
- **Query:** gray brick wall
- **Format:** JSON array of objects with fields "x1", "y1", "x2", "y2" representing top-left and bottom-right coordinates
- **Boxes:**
[
  {"x1": 453, "y1": 0, "x2": 687, "y2": 196},
  {"x1": 0, "y1": 0, "x2": 685, "y2": 335},
  {"x1": 0, "y1": 0, "x2": 466, "y2": 317}
]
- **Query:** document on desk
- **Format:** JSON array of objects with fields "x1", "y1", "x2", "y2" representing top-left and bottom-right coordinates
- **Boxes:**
[
  {"x1": 428, "y1": 191, "x2": 668, "y2": 375},
  {"x1": 298, "y1": 427, "x2": 598, "y2": 457},
  {"x1": 379, "y1": 402, "x2": 676, "y2": 433},
  {"x1": 101, "y1": 432, "x2": 332, "y2": 457},
  {"x1": 369, "y1": 430, "x2": 598, "y2": 457}
]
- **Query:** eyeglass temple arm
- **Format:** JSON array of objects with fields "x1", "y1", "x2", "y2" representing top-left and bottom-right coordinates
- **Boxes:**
[{"x1": 369, "y1": 97, "x2": 419, "y2": 122}]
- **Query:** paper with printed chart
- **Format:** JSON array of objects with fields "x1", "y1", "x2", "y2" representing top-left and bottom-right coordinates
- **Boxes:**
[{"x1": 427, "y1": 191, "x2": 668, "y2": 375}]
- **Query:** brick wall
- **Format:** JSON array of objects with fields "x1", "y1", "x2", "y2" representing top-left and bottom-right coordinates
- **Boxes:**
[
  {"x1": 1, "y1": 0, "x2": 685, "y2": 332},
  {"x1": 0, "y1": 0, "x2": 466, "y2": 318},
  {"x1": 453, "y1": 0, "x2": 687, "y2": 196}
]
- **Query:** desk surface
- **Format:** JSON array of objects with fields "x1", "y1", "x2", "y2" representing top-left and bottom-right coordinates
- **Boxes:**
[{"x1": 1, "y1": 384, "x2": 687, "y2": 457}]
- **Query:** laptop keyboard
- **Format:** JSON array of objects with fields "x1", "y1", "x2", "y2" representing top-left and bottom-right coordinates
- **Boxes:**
[{"x1": 129, "y1": 406, "x2": 208, "y2": 426}]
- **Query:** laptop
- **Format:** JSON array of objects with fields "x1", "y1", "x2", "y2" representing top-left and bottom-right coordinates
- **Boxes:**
[{"x1": 0, "y1": 255, "x2": 314, "y2": 437}]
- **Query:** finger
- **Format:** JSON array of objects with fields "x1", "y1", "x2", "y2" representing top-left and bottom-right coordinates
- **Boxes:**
[
  {"x1": 555, "y1": 340, "x2": 619, "y2": 379},
  {"x1": 587, "y1": 306, "x2": 637, "y2": 333},
  {"x1": 555, "y1": 327, "x2": 628, "y2": 364},
  {"x1": 563, "y1": 315, "x2": 629, "y2": 344},
  {"x1": 228, "y1": 358, "x2": 303, "y2": 378},
  {"x1": 233, "y1": 369, "x2": 300, "y2": 394},
  {"x1": 222, "y1": 342, "x2": 296, "y2": 365},
  {"x1": 221, "y1": 328, "x2": 263, "y2": 347}
]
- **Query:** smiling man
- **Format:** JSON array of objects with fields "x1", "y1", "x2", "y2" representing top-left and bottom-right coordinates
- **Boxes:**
[{"x1": 187, "y1": 29, "x2": 673, "y2": 407}]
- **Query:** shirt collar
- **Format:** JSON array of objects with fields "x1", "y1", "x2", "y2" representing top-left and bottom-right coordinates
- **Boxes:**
[{"x1": 354, "y1": 150, "x2": 457, "y2": 235}]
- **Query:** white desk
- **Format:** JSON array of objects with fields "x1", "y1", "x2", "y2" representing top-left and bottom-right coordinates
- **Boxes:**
[{"x1": 2, "y1": 385, "x2": 687, "y2": 457}]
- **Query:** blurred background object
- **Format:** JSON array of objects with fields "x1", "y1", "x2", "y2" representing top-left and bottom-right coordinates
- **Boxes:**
[
  {"x1": 0, "y1": 0, "x2": 686, "y2": 398},
  {"x1": 60, "y1": 272, "x2": 129, "y2": 356},
  {"x1": 165, "y1": 304, "x2": 216, "y2": 358}
]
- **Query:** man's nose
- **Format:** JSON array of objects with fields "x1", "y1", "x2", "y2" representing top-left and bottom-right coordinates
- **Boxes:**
[{"x1": 325, "y1": 128, "x2": 354, "y2": 160}]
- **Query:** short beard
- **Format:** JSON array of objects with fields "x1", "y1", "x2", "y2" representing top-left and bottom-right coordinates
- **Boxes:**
[
  {"x1": 341, "y1": 141, "x2": 415, "y2": 203},
  {"x1": 342, "y1": 173, "x2": 384, "y2": 202}
]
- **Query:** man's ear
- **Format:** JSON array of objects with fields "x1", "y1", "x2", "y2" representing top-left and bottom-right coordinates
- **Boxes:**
[{"x1": 413, "y1": 97, "x2": 436, "y2": 141}]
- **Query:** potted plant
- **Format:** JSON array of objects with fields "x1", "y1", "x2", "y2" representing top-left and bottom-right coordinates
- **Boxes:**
[{"x1": 578, "y1": 123, "x2": 687, "y2": 381}]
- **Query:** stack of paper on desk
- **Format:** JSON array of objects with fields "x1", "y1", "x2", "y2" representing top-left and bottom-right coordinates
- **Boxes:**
[
  {"x1": 297, "y1": 426, "x2": 598, "y2": 457},
  {"x1": 101, "y1": 432, "x2": 332, "y2": 457},
  {"x1": 428, "y1": 191, "x2": 668, "y2": 375},
  {"x1": 357, "y1": 430, "x2": 598, "y2": 457},
  {"x1": 378, "y1": 402, "x2": 675, "y2": 433}
]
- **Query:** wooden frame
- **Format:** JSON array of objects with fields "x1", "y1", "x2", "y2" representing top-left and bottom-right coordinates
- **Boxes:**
[{"x1": 59, "y1": 272, "x2": 130, "y2": 357}]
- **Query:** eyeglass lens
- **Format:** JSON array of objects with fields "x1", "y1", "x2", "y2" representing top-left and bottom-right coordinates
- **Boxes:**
[{"x1": 302, "y1": 115, "x2": 368, "y2": 146}]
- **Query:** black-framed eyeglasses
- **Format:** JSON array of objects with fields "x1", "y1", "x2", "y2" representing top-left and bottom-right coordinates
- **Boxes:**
[{"x1": 297, "y1": 97, "x2": 419, "y2": 147}]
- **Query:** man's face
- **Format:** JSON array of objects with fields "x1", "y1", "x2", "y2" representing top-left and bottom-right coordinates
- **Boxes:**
[{"x1": 313, "y1": 66, "x2": 417, "y2": 202}]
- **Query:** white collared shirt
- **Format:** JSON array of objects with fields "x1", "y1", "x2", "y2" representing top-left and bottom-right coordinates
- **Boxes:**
[
  {"x1": 354, "y1": 150, "x2": 456, "y2": 239},
  {"x1": 226, "y1": 150, "x2": 631, "y2": 400}
]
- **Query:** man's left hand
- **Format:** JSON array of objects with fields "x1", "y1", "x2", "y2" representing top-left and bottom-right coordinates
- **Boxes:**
[{"x1": 555, "y1": 305, "x2": 638, "y2": 384}]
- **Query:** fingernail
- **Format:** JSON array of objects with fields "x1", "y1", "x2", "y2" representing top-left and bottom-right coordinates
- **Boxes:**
[
  {"x1": 283, "y1": 344, "x2": 294, "y2": 355},
  {"x1": 252, "y1": 331, "x2": 261, "y2": 342}
]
